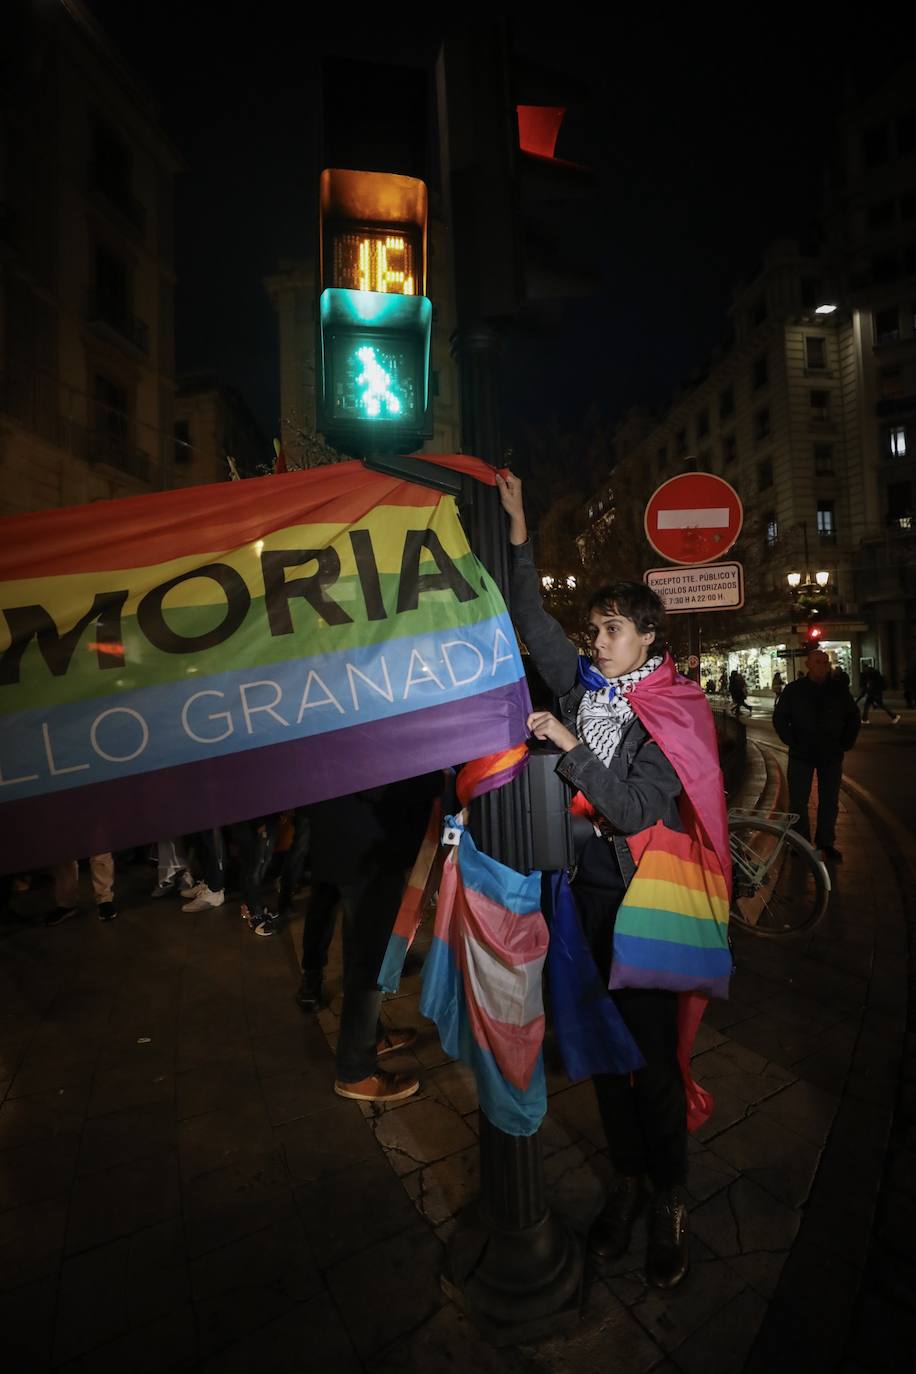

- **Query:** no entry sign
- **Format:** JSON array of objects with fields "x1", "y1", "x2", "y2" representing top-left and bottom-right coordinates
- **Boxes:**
[{"x1": 644, "y1": 473, "x2": 743, "y2": 565}]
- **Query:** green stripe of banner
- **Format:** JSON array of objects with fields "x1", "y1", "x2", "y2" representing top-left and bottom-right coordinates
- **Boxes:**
[
  {"x1": 0, "y1": 558, "x2": 504, "y2": 716},
  {"x1": 614, "y1": 904, "x2": 730, "y2": 949}
]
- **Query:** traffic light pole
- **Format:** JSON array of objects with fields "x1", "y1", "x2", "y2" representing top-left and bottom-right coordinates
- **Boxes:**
[{"x1": 443, "y1": 319, "x2": 582, "y2": 1343}]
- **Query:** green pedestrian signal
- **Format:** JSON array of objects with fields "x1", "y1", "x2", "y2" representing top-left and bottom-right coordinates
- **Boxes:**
[{"x1": 317, "y1": 169, "x2": 432, "y2": 453}]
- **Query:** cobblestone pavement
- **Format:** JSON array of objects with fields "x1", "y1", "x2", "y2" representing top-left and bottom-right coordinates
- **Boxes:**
[{"x1": 0, "y1": 740, "x2": 912, "y2": 1371}]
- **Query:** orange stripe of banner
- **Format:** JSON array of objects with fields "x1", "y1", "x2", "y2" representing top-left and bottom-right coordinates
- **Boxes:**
[
  {"x1": 634, "y1": 849, "x2": 729, "y2": 901},
  {"x1": 456, "y1": 744, "x2": 528, "y2": 806}
]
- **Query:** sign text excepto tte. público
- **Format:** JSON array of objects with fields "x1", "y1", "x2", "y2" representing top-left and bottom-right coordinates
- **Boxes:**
[{"x1": 644, "y1": 562, "x2": 744, "y2": 614}]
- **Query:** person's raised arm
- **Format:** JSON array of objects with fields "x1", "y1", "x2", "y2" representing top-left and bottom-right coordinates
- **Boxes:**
[{"x1": 494, "y1": 470, "x2": 579, "y2": 698}]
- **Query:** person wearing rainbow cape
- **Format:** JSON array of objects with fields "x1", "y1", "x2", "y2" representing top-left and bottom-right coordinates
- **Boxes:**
[{"x1": 496, "y1": 470, "x2": 732, "y2": 1291}]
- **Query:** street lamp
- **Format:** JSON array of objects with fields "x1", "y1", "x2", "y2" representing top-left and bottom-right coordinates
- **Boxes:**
[{"x1": 814, "y1": 303, "x2": 837, "y2": 315}]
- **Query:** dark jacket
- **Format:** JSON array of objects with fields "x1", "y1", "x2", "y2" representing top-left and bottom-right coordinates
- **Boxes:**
[
  {"x1": 772, "y1": 675, "x2": 860, "y2": 762},
  {"x1": 510, "y1": 542, "x2": 682, "y2": 883},
  {"x1": 307, "y1": 773, "x2": 443, "y2": 886}
]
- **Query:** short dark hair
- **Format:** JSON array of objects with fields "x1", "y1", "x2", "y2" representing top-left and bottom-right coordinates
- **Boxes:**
[{"x1": 587, "y1": 580, "x2": 668, "y2": 642}]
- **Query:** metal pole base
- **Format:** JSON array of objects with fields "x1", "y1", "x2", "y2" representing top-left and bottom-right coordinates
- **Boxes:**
[
  {"x1": 442, "y1": 1206, "x2": 582, "y2": 1347},
  {"x1": 441, "y1": 1115, "x2": 583, "y2": 1345}
]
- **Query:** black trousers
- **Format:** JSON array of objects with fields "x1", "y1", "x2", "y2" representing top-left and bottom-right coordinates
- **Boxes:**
[
  {"x1": 787, "y1": 754, "x2": 842, "y2": 848},
  {"x1": 573, "y1": 837, "x2": 687, "y2": 1190},
  {"x1": 334, "y1": 868, "x2": 407, "y2": 1083},
  {"x1": 228, "y1": 817, "x2": 278, "y2": 919}
]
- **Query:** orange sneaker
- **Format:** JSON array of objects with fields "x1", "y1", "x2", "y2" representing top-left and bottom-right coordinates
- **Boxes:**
[
  {"x1": 334, "y1": 1069, "x2": 420, "y2": 1103},
  {"x1": 376, "y1": 1027, "x2": 418, "y2": 1058}
]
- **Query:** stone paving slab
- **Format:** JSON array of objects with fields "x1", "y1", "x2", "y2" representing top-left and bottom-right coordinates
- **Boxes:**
[{"x1": 0, "y1": 733, "x2": 912, "y2": 1369}]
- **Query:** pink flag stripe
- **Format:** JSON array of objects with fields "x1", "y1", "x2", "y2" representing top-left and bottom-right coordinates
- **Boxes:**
[
  {"x1": 443, "y1": 875, "x2": 548, "y2": 969},
  {"x1": 461, "y1": 930, "x2": 546, "y2": 1027},
  {"x1": 462, "y1": 992, "x2": 545, "y2": 1092}
]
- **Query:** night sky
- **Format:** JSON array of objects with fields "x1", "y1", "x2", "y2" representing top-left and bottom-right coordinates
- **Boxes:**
[{"x1": 85, "y1": 3, "x2": 902, "y2": 453}]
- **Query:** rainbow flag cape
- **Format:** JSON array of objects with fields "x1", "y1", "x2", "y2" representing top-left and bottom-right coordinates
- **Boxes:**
[
  {"x1": 419, "y1": 822, "x2": 548, "y2": 1136},
  {"x1": 0, "y1": 457, "x2": 531, "y2": 873}
]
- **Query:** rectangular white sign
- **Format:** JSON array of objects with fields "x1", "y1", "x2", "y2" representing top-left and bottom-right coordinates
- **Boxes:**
[
  {"x1": 656, "y1": 507, "x2": 730, "y2": 529},
  {"x1": 645, "y1": 561, "x2": 744, "y2": 613}
]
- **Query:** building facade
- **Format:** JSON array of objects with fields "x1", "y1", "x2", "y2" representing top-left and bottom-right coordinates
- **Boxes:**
[
  {"x1": 172, "y1": 374, "x2": 268, "y2": 487},
  {"x1": 0, "y1": 0, "x2": 180, "y2": 516}
]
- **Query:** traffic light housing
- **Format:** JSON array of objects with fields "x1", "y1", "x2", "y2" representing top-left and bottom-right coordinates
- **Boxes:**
[{"x1": 316, "y1": 168, "x2": 432, "y2": 454}]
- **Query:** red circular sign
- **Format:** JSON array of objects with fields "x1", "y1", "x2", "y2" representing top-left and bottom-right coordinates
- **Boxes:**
[{"x1": 644, "y1": 473, "x2": 743, "y2": 565}]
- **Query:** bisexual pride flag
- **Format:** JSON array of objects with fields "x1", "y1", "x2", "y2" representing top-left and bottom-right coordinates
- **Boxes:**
[
  {"x1": 0, "y1": 457, "x2": 531, "y2": 873},
  {"x1": 419, "y1": 824, "x2": 548, "y2": 1136}
]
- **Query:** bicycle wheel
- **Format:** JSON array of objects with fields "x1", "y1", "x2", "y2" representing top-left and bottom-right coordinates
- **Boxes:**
[{"x1": 729, "y1": 818, "x2": 830, "y2": 936}]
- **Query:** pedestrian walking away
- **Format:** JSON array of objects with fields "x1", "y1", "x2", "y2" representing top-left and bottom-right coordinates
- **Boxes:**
[
  {"x1": 773, "y1": 647, "x2": 861, "y2": 862},
  {"x1": 496, "y1": 469, "x2": 731, "y2": 1291},
  {"x1": 728, "y1": 669, "x2": 752, "y2": 716},
  {"x1": 859, "y1": 666, "x2": 900, "y2": 725}
]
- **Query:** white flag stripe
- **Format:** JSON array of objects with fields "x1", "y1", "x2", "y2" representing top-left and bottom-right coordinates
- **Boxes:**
[
  {"x1": 461, "y1": 932, "x2": 545, "y2": 1026},
  {"x1": 657, "y1": 507, "x2": 730, "y2": 529}
]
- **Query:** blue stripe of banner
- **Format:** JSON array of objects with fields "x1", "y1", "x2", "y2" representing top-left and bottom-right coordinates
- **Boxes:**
[
  {"x1": 0, "y1": 612, "x2": 523, "y2": 802},
  {"x1": 456, "y1": 830, "x2": 542, "y2": 916},
  {"x1": 613, "y1": 932, "x2": 734, "y2": 979}
]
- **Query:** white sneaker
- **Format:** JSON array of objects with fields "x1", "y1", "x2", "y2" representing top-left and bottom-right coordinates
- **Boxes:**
[
  {"x1": 892, "y1": 715, "x2": 901, "y2": 725},
  {"x1": 182, "y1": 879, "x2": 205, "y2": 899},
  {"x1": 182, "y1": 887, "x2": 225, "y2": 912}
]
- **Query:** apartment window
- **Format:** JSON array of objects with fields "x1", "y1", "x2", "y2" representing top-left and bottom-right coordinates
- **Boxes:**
[
  {"x1": 94, "y1": 244, "x2": 129, "y2": 321},
  {"x1": 765, "y1": 513, "x2": 779, "y2": 551},
  {"x1": 719, "y1": 384, "x2": 735, "y2": 420},
  {"x1": 867, "y1": 199, "x2": 896, "y2": 230},
  {"x1": 675, "y1": 428, "x2": 688, "y2": 457},
  {"x1": 810, "y1": 389, "x2": 832, "y2": 423},
  {"x1": 887, "y1": 481, "x2": 913, "y2": 528},
  {"x1": 752, "y1": 354, "x2": 768, "y2": 389},
  {"x1": 874, "y1": 306, "x2": 900, "y2": 344},
  {"x1": 722, "y1": 433, "x2": 737, "y2": 464},
  {"x1": 754, "y1": 407, "x2": 770, "y2": 442},
  {"x1": 695, "y1": 408, "x2": 710, "y2": 440},
  {"x1": 863, "y1": 122, "x2": 890, "y2": 168},
  {"x1": 92, "y1": 120, "x2": 132, "y2": 201},
  {"x1": 801, "y1": 275, "x2": 821, "y2": 310},
  {"x1": 879, "y1": 366, "x2": 904, "y2": 400},
  {"x1": 750, "y1": 295, "x2": 767, "y2": 326},
  {"x1": 174, "y1": 419, "x2": 191, "y2": 462},
  {"x1": 757, "y1": 458, "x2": 774, "y2": 492},
  {"x1": 887, "y1": 425, "x2": 908, "y2": 458},
  {"x1": 814, "y1": 443, "x2": 834, "y2": 475},
  {"x1": 94, "y1": 373, "x2": 129, "y2": 457},
  {"x1": 897, "y1": 110, "x2": 916, "y2": 156},
  {"x1": 873, "y1": 252, "x2": 898, "y2": 283},
  {"x1": 817, "y1": 500, "x2": 837, "y2": 540},
  {"x1": 805, "y1": 336, "x2": 827, "y2": 371}
]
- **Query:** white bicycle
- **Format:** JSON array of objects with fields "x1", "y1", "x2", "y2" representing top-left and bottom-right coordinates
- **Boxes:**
[{"x1": 728, "y1": 808, "x2": 831, "y2": 936}]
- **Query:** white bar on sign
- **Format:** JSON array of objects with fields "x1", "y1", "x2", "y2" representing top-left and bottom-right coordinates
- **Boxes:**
[{"x1": 657, "y1": 507, "x2": 730, "y2": 529}]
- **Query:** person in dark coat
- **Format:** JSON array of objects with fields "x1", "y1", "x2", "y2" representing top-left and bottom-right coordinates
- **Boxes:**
[
  {"x1": 297, "y1": 774, "x2": 442, "y2": 1104},
  {"x1": 773, "y1": 648, "x2": 861, "y2": 862}
]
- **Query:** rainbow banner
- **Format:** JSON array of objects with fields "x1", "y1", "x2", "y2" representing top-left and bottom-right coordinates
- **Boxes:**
[{"x1": 0, "y1": 457, "x2": 531, "y2": 873}]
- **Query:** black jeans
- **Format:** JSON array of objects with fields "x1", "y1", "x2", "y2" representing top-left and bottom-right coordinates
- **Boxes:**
[
  {"x1": 573, "y1": 837, "x2": 687, "y2": 1190},
  {"x1": 787, "y1": 754, "x2": 842, "y2": 848},
  {"x1": 187, "y1": 829, "x2": 225, "y2": 892},
  {"x1": 862, "y1": 692, "x2": 895, "y2": 722},
  {"x1": 335, "y1": 868, "x2": 407, "y2": 1084},
  {"x1": 228, "y1": 818, "x2": 278, "y2": 919},
  {"x1": 300, "y1": 881, "x2": 340, "y2": 972},
  {"x1": 279, "y1": 808, "x2": 310, "y2": 910}
]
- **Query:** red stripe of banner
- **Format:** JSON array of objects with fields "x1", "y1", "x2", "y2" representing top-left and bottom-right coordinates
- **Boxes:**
[{"x1": 0, "y1": 455, "x2": 499, "y2": 582}]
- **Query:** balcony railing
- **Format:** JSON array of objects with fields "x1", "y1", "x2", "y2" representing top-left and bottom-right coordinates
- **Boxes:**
[
  {"x1": 90, "y1": 431, "x2": 150, "y2": 482},
  {"x1": 87, "y1": 162, "x2": 146, "y2": 236},
  {"x1": 87, "y1": 290, "x2": 149, "y2": 355}
]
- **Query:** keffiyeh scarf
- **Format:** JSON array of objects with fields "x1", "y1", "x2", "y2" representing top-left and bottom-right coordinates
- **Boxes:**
[{"x1": 575, "y1": 654, "x2": 663, "y2": 766}]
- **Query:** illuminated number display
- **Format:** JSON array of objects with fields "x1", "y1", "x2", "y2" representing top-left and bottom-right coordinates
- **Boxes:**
[
  {"x1": 331, "y1": 229, "x2": 418, "y2": 295},
  {"x1": 329, "y1": 334, "x2": 419, "y2": 423}
]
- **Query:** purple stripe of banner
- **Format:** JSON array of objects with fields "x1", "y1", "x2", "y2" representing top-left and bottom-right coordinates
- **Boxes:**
[{"x1": 1, "y1": 681, "x2": 531, "y2": 875}]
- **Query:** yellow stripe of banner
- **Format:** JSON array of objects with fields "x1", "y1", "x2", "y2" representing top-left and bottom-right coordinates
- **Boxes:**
[
  {"x1": 0, "y1": 501, "x2": 473, "y2": 638},
  {"x1": 625, "y1": 875, "x2": 730, "y2": 923},
  {"x1": 634, "y1": 850, "x2": 729, "y2": 902}
]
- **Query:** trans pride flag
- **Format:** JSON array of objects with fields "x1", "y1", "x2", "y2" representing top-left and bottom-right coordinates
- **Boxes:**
[
  {"x1": 419, "y1": 823, "x2": 548, "y2": 1136},
  {"x1": 0, "y1": 457, "x2": 531, "y2": 873}
]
